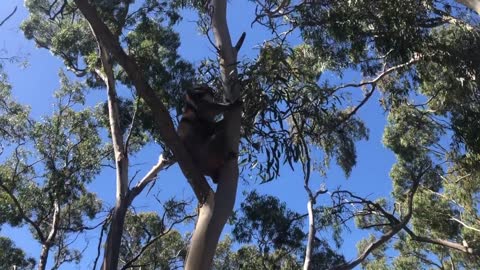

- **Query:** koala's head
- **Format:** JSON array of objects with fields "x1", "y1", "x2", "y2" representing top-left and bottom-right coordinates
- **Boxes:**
[{"x1": 187, "y1": 85, "x2": 216, "y2": 105}]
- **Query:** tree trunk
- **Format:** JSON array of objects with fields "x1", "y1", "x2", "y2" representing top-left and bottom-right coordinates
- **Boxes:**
[
  {"x1": 97, "y1": 46, "x2": 131, "y2": 270},
  {"x1": 38, "y1": 200, "x2": 60, "y2": 270},
  {"x1": 73, "y1": 1, "x2": 240, "y2": 268},
  {"x1": 102, "y1": 199, "x2": 129, "y2": 270},
  {"x1": 303, "y1": 200, "x2": 315, "y2": 270},
  {"x1": 185, "y1": 150, "x2": 240, "y2": 269},
  {"x1": 185, "y1": 0, "x2": 242, "y2": 269},
  {"x1": 38, "y1": 244, "x2": 50, "y2": 270}
]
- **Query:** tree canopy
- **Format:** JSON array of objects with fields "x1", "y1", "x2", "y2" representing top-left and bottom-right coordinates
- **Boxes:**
[{"x1": 1, "y1": 0, "x2": 479, "y2": 269}]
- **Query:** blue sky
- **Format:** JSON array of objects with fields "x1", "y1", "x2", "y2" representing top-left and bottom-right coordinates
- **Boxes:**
[{"x1": 1, "y1": 0, "x2": 397, "y2": 268}]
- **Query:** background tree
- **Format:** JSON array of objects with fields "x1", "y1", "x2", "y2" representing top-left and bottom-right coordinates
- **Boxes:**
[
  {"x1": 118, "y1": 198, "x2": 195, "y2": 269},
  {"x1": 0, "y1": 71, "x2": 104, "y2": 270},
  {"x1": 0, "y1": 236, "x2": 35, "y2": 270},
  {"x1": 243, "y1": 0, "x2": 480, "y2": 268}
]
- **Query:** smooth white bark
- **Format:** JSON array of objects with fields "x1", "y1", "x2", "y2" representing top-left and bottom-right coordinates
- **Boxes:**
[{"x1": 303, "y1": 200, "x2": 315, "y2": 270}]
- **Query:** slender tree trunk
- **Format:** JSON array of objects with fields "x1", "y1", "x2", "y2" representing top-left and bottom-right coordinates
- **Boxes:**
[
  {"x1": 102, "y1": 199, "x2": 129, "y2": 270},
  {"x1": 38, "y1": 201, "x2": 60, "y2": 270},
  {"x1": 94, "y1": 46, "x2": 131, "y2": 270},
  {"x1": 38, "y1": 244, "x2": 50, "y2": 270},
  {"x1": 303, "y1": 200, "x2": 315, "y2": 270}
]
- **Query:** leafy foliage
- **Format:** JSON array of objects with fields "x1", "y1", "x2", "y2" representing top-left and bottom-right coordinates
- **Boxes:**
[
  {"x1": 3, "y1": 0, "x2": 480, "y2": 268},
  {"x1": 22, "y1": 0, "x2": 195, "y2": 148},
  {"x1": 0, "y1": 236, "x2": 36, "y2": 270},
  {"x1": 233, "y1": 191, "x2": 306, "y2": 252},
  {"x1": 120, "y1": 210, "x2": 190, "y2": 269},
  {"x1": 0, "y1": 72, "x2": 104, "y2": 268},
  {"x1": 230, "y1": 191, "x2": 344, "y2": 268}
]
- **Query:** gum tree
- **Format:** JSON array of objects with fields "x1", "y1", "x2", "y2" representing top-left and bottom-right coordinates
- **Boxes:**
[{"x1": 0, "y1": 72, "x2": 104, "y2": 270}]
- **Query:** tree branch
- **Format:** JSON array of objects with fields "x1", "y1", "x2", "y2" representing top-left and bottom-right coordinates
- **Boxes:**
[
  {"x1": 330, "y1": 166, "x2": 425, "y2": 270},
  {"x1": 121, "y1": 213, "x2": 195, "y2": 270},
  {"x1": 402, "y1": 226, "x2": 474, "y2": 254},
  {"x1": 96, "y1": 45, "x2": 129, "y2": 200},
  {"x1": 92, "y1": 217, "x2": 110, "y2": 270},
  {"x1": 45, "y1": 200, "x2": 61, "y2": 245},
  {"x1": 128, "y1": 154, "x2": 173, "y2": 201},
  {"x1": 450, "y1": 217, "x2": 480, "y2": 233},
  {"x1": 333, "y1": 56, "x2": 421, "y2": 92},
  {"x1": 125, "y1": 97, "x2": 139, "y2": 155},
  {"x1": 0, "y1": 6, "x2": 17, "y2": 26}
]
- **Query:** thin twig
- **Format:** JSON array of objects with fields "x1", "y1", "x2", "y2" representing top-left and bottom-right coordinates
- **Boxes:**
[
  {"x1": 333, "y1": 56, "x2": 421, "y2": 92},
  {"x1": 92, "y1": 217, "x2": 110, "y2": 270},
  {"x1": 125, "y1": 97, "x2": 140, "y2": 154},
  {"x1": 0, "y1": 6, "x2": 17, "y2": 26},
  {"x1": 121, "y1": 213, "x2": 196, "y2": 269}
]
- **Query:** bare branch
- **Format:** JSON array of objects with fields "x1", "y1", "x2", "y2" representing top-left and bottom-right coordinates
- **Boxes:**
[
  {"x1": 234, "y1": 32, "x2": 246, "y2": 52},
  {"x1": 0, "y1": 6, "x2": 17, "y2": 26},
  {"x1": 403, "y1": 227, "x2": 474, "y2": 254},
  {"x1": 96, "y1": 45, "x2": 129, "y2": 200},
  {"x1": 125, "y1": 97, "x2": 140, "y2": 155},
  {"x1": 332, "y1": 85, "x2": 376, "y2": 131},
  {"x1": 128, "y1": 155, "x2": 173, "y2": 201},
  {"x1": 38, "y1": 201, "x2": 61, "y2": 270},
  {"x1": 92, "y1": 217, "x2": 110, "y2": 270},
  {"x1": 121, "y1": 213, "x2": 196, "y2": 270},
  {"x1": 331, "y1": 168, "x2": 476, "y2": 270},
  {"x1": 45, "y1": 201, "x2": 61, "y2": 244},
  {"x1": 48, "y1": 0, "x2": 68, "y2": 20},
  {"x1": 334, "y1": 56, "x2": 421, "y2": 92},
  {"x1": 330, "y1": 166, "x2": 426, "y2": 270},
  {"x1": 450, "y1": 217, "x2": 480, "y2": 233}
]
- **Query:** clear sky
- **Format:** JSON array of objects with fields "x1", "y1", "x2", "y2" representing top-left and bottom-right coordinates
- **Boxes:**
[{"x1": 1, "y1": 0, "x2": 396, "y2": 268}]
